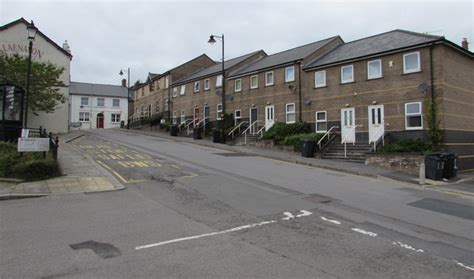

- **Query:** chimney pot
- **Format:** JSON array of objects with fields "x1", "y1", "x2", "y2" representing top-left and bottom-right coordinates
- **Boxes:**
[
  {"x1": 461, "y1": 38, "x2": 469, "y2": 50},
  {"x1": 121, "y1": 79, "x2": 127, "y2": 87}
]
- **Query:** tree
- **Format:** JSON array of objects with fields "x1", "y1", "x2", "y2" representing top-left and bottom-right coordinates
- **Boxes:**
[{"x1": 0, "y1": 54, "x2": 66, "y2": 114}]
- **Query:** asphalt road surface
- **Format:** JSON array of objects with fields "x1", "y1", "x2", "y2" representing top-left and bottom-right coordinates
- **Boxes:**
[{"x1": 1, "y1": 129, "x2": 473, "y2": 278}]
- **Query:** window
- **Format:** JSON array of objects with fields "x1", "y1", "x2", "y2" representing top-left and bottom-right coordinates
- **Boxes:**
[
  {"x1": 194, "y1": 81, "x2": 200, "y2": 93},
  {"x1": 405, "y1": 102, "x2": 423, "y2": 130},
  {"x1": 156, "y1": 80, "x2": 160, "y2": 90},
  {"x1": 216, "y1": 75, "x2": 223, "y2": 87},
  {"x1": 148, "y1": 104, "x2": 152, "y2": 117},
  {"x1": 285, "y1": 66, "x2": 295, "y2": 82},
  {"x1": 97, "y1": 98, "x2": 105, "y2": 107},
  {"x1": 367, "y1": 59, "x2": 382, "y2": 79},
  {"x1": 403, "y1": 51, "x2": 421, "y2": 74},
  {"x1": 112, "y1": 99, "x2": 120, "y2": 107},
  {"x1": 265, "y1": 71, "x2": 274, "y2": 86},
  {"x1": 235, "y1": 109, "x2": 241, "y2": 119},
  {"x1": 172, "y1": 111, "x2": 177, "y2": 125},
  {"x1": 165, "y1": 76, "x2": 169, "y2": 88},
  {"x1": 141, "y1": 88, "x2": 144, "y2": 97},
  {"x1": 111, "y1": 113, "x2": 121, "y2": 123},
  {"x1": 315, "y1": 111, "x2": 327, "y2": 133},
  {"x1": 341, "y1": 65, "x2": 354, "y2": 83},
  {"x1": 250, "y1": 75, "x2": 258, "y2": 89},
  {"x1": 234, "y1": 79, "x2": 242, "y2": 92},
  {"x1": 155, "y1": 101, "x2": 160, "y2": 112},
  {"x1": 79, "y1": 112, "x2": 90, "y2": 122},
  {"x1": 172, "y1": 87, "x2": 178, "y2": 97},
  {"x1": 315, "y1": 71, "x2": 326, "y2": 88},
  {"x1": 80, "y1": 97, "x2": 89, "y2": 106},
  {"x1": 216, "y1": 104, "x2": 223, "y2": 120},
  {"x1": 180, "y1": 110, "x2": 186, "y2": 124},
  {"x1": 204, "y1": 79, "x2": 210, "y2": 90},
  {"x1": 286, "y1": 103, "x2": 296, "y2": 124},
  {"x1": 149, "y1": 82, "x2": 154, "y2": 92},
  {"x1": 180, "y1": 85, "x2": 186, "y2": 96},
  {"x1": 164, "y1": 98, "x2": 169, "y2": 111}
]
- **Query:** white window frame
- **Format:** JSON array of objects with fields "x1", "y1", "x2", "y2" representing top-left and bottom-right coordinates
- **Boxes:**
[
  {"x1": 194, "y1": 81, "x2": 200, "y2": 93},
  {"x1": 97, "y1": 98, "x2": 105, "y2": 107},
  {"x1": 234, "y1": 79, "x2": 242, "y2": 92},
  {"x1": 314, "y1": 70, "x2": 326, "y2": 88},
  {"x1": 204, "y1": 78, "x2": 210, "y2": 90},
  {"x1": 403, "y1": 51, "x2": 421, "y2": 74},
  {"x1": 79, "y1": 112, "x2": 90, "y2": 122},
  {"x1": 367, "y1": 59, "x2": 382, "y2": 79},
  {"x1": 285, "y1": 66, "x2": 295, "y2": 82},
  {"x1": 80, "y1": 97, "x2": 89, "y2": 106},
  {"x1": 265, "y1": 71, "x2": 274, "y2": 86},
  {"x1": 216, "y1": 75, "x2": 223, "y2": 88},
  {"x1": 180, "y1": 110, "x2": 186, "y2": 124},
  {"x1": 164, "y1": 98, "x2": 169, "y2": 111},
  {"x1": 111, "y1": 113, "x2": 121, "y2": 123},
  {"x1": 216, "y1": 103, "x2": 223, "y2": 120},
  {"x1": 172, "y1": 87, "x2": 178, "y2": 98},
  {"x1": 250, "y1": 75, "x2": 258, "y2": 89},
  {"x1": 165, "y1": 76, "x2": 169, "y2": 88},
  {"x1": 405, "y1": 102, "x2": 423, "y2": 130},
  {"x1": 285, "y1": 103, "x2": 296, "y2": 124},
  {"x1": 315, "y1": 111, "x2": 327, "y2": 133},
  {"x1": 180, "y1": 85, "x2": 186, "y2": 96},
  {"x1": 234, "y1": 109, "x2": 241, "y2": 119},
  {"x1": 172, "y1": 111, "x2": 178, "y2": 125},
  {"x1": 112, "y1": 99, "x2": 120, "y2": 107},
  {"x1": 341, "y1": 65, "x2": 354, "y2": 83}
]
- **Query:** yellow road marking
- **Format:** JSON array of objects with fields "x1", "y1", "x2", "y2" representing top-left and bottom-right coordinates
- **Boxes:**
[
  {"x1": 169, "y1": 164, "x2": 181, "y2": 169},
  {"x1": 181, "y1": 172, "x2": 199, "y2": 178}
]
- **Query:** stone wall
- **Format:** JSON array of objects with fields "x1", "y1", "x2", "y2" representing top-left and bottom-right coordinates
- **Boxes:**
[{"x1": 365, "y1": 154, "x2": 424, "y2": 175}]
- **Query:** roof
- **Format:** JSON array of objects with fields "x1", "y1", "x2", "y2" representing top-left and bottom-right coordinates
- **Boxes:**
[
  {"x1": 0, "y1": 18, "x2": 73, "y2": 58},
  {"x1": 305, "y1": 30, "x2": 443, "y2": 69},
  {"x1": 229, "y1": 37, "x2": 339, "y2": 77},
  {"x1": 173, "y1": 50, "x2": 265, "y2": 84},
  {"x1": 70, "y1": 81, "x2": 128, "y2": 98}
]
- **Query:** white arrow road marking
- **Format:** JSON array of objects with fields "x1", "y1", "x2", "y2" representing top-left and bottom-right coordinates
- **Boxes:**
[
  {"x1": 282, "y1": 212, "x2": 295, "y2": 220},
  {"x1": 392, "y1": 241, "x2": 424, "y2": 253},
  {"x1": 351, "y1": 228, "x2": 378, "y2": 237},
  {"x1": 455, "y1": 260, "x2": 474, "y2": 271},
  {"x1": 296, "y1": 210, "x2": 312, "y2": 218},
  {"x1": 136, "y1": 220, "x2": 277, "y2": 250},
  {"x1": 320, "y1": 216, "x2": 341, "y2": 225}
]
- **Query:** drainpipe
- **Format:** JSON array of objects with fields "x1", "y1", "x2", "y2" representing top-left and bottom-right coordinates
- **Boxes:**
[
  {"x1": 297, "y1": 61, "x2": 302, "y2": 122},
  {"x1": 429, "y1": 44, "x2": 436, "y2": 135}
]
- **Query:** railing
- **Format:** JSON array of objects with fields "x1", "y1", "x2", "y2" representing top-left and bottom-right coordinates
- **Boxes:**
[
  {"x1": 369, "y1": 124, "x2": 385, "y2": 152},
  {"x1": 242, "y1": 120, "x2": 262, "y2": 144},
  {"x1": 228, "y1": 121, "x2": 248, "y2": 138},
  {"x1": 317, "y1": 126, "x2": 339, "y2": 150},
  {"x1": 257, "y1": 126, "x2": 266, "y2": 138},
  {"x1": 184, "y1": 119, "x2": 194, "y2": 135},
  {"x1": 194, "y1": 117, "x2": 209, "y2": 132},
  {"x1": 342, "y1": 125, "x2": 362, "y2": 158}
]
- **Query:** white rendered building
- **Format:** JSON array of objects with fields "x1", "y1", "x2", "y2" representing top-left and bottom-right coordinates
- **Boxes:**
[{"x1": 69, "y1": 82, "x2": 128, "y2": 129}]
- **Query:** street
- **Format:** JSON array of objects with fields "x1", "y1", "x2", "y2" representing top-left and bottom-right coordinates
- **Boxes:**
[{"x1": 1, "y1": 129, "x2": 473, "y2": 278}]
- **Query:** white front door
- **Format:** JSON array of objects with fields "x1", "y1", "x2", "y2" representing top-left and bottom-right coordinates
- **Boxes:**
[
  {"x1": 368, "y1": 105, "x2": 384, "y2": 143},
  {"x1": 341, "y1": 108, "x2": 355, "y2": 143},
  {"x1": 265, "y1": 105, "x2": 275, "y2": 131}
]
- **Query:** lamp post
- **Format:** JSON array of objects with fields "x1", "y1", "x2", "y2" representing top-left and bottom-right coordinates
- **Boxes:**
[
  {"x1": 119, "y1": 68, "x2": 131, "y2": 126},
  {"x1": 208, "y1": 34, "x2": 225, "y2": 120},
  {"x1": 24, "y1": 20, "x2": 37, "y2": 129}
]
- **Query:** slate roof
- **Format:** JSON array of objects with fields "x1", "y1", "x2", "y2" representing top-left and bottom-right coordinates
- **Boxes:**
[
  {"x1": 305, "y1": 30, "x2": 443, "y2": 69},
  {"x1": 173, "y1": 50, "x2": 264, "y2": 84},
  {"x1": 70, "y1": 81, "x2": 128, "y2": 98},
  {"x1": 229, "y1": 36, "x2": 339, "y2": 77}
]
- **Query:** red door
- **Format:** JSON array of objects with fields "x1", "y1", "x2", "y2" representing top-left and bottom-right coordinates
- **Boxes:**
[{"x1": 97, "y1": 113, "x2": 104, "y2": 128}]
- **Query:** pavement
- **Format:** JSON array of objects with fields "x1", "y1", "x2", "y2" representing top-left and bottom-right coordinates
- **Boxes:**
[
  {"x1": 125, "y1": 128, "x2": 474, "y2": 197},
  {"x1": 0, "y1": 132, "x2": 125, "y2": 200}
]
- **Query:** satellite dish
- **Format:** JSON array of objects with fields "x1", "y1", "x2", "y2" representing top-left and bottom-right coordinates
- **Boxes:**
[
  {"x1": 215, "y1": 89, "x2": 222, "y2": 96},
  {"x1": 304, "y1": 98, "x2": 312, "y2": 106},
  {"x1": 417, "y1": 83, "x2": 430, "y2": 94}
]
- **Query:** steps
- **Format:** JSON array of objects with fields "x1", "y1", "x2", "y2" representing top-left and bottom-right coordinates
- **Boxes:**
[
  {"x1": 231, "y1": 134, "x2": 260, "y2": 146},
  {"x1": 322, "y1": 137, "x2": 372, "y2": 163}
]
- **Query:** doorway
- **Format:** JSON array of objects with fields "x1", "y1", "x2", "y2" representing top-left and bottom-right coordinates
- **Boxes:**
[
  {"x1": 265, "y1": 105, "x2": 275, "y2": 131},
  {"x1": 96, "y1": 113, "x2": 104, "y2": 129},
  {"x1": 340, "y1": 108, "x2": 355, "y2": 143},
  {"x1": 249, "y1": 107, "x2": 258, "y2": 134},
  {"x1": 368, "y1": 105, "x2": 384, "y2": 143}
]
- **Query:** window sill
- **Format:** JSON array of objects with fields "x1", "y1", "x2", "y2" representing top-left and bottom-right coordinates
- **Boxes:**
[
  {"x1": 234, "y1": 90, "x2": 242, "y2": 93},
  {"x1": 340, "y1": 81, "x2": 355, "y2": 85},
  {"x1": 250, "y1": 87, "x2": 258, "y2": 90},
  {"x1": 265, "y1": 84, "x2": 274, "y2": 87},
  {"x1": 402, "y1": 70, "x2": 422, "y2": 75},
  {"x1": 314, "y1": 85, "x2": 327, "y2": 89},
  {"x1": 405, "y1": 127, "x2": 423, "y2": 131},
  {"x1": 367, "y1": 76, "x2": 383, "y2": 81},
  {"x1": 285, "y1": 80, "x2": 295, "y2": 83}
]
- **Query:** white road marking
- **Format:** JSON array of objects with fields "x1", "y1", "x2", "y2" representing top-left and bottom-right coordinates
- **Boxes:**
[
  {"x1": 351, "y1": 228, "x2": 378, "y2": 237},
  {"x1": 296, "y1": 210, "x2": 312, "y2": 218},
  {"x1": 282, "y1": 212, "x2": 295, "y2": 220},
  {"x1": 455, "y1": 260, "x2": 474, "y2": 271},
  {"x1": 320, "y1": 216, "x2": 341, "y2": 225},
  {"x1": 392, "y1": 241, "x2": 424, "y2": 253},
  {"x1": 135, "y1": 220, "x2": 277, "y2": 250}
]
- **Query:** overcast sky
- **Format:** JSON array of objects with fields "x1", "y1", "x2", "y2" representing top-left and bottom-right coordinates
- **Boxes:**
[{"x1": 1, "y1": 0, "x2": 472, "y2": 86}]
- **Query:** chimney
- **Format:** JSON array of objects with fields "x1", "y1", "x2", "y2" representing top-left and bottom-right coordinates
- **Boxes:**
[
  {"x1": 461, "y1": 38, "x2": 469, "y2": 50},
  {"x1": 121, "y1": 78, "x2": 127, "y2": 87}
]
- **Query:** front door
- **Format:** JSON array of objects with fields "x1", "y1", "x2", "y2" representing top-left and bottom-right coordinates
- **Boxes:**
[
  {"x1": 97, "y1": 113, "x2": 104, "y2": 129},
  {"x1": 368, "y1": 105, "x2": 384, "y2": 143},
  {"x1": 265, "y1": 105, "x2": 275, "y2": 131},
  {"x1": 193, "y1": 107, "x2": 199, "y2": 127},
  {"x1": 204, "y1": 106, "x2": 209, "y2": 130},
  {"x1": 340, "y1": 108, "x2": 355, "y2": 143},
  {"x1": 249, "y1": 107, "x2": 258, "y2": 134}
]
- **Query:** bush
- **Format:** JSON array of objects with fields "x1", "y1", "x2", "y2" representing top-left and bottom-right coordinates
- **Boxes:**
[
  {"x1": 378, "y1": 139, "x2": 432, "y2": 153},
  {"x1": 283, "y1": 133, "x2": 324, "y2": 151},
  {"x1": 12, "y1": 159, "x2": 62, "y2": 181},
  {"x1": 263, "y1": 122, "x2": 311, "y2": 143},
  {"x1": 160, "y1": 122, "x2": 171, "y2": 131}
]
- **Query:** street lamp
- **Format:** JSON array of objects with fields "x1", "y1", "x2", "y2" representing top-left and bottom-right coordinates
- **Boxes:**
[
  {"x1": 208, "y1": 34, "x2": 225, "y2": 120},
  {"x1": 24, "y1": 20, "x2": 37, "y2": 129}
]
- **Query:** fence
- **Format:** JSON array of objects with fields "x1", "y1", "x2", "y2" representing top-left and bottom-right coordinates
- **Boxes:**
[{"x1": 26, "y1": 126, "x2": 59, "y2": 160}]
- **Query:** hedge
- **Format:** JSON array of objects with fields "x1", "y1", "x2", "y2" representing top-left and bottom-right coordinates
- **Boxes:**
[
  {"x1": 263, "y1": 122, "x2": 311, "y2": 143},
  {"x1": 283, "y1": 133, "x2": 324, "y2": 151},
  {"x1": 378, "y1": 139, "x2": 432, "y2": 153}
]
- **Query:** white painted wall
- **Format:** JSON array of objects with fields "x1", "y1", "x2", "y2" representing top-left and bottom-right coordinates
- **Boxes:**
[
  {"x1": 70, "y1": 95, "x2": 128, "y2": 129},
  {"x1": 0, "y1": 20, "x2": 71, "y2": 134}
]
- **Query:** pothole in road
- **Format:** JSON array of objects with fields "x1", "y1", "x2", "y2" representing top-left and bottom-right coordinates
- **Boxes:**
[
  {"x1": 70, "y1": 240, "x2": 120, "y2": 259},
  {"x1": 303, "y1": 193, "x2": 332, "y2": 204}
]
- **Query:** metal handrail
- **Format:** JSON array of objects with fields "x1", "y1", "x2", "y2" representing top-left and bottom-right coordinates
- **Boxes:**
[
  {"x1": 242, "y1": 120, "x2": 262, "y2": 144},
  {"x1": 317, "y1": 126, "x2": 339, "y2": 149},
  {"x1": 257, "y1": 126, "x2": 266, "y2": 138},
  {"x1": 184, "y1": 119, "x2": 195, "y2": 135},
  {"x1": 228, "y1": 121, "x2": 248, "y2": 137},
  {"x1": 342, "y1": 125, "x2": 362, "y2": 158},
  {"x1": 194, "y1": 117, "x2": 208, "y2": 127},
  {"x1": 369, "y1": 123, "x2": 389, "y2": 152}
]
